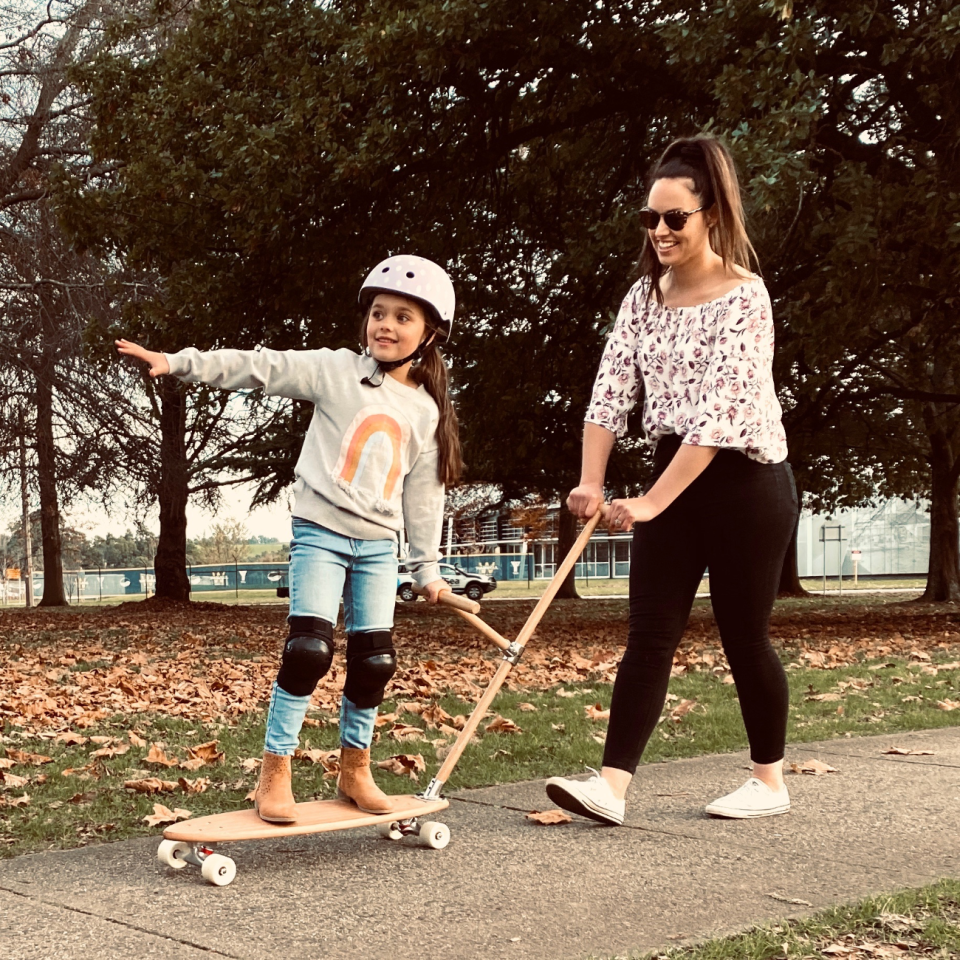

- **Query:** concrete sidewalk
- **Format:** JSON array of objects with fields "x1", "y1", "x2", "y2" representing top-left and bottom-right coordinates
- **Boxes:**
[{"x1": 2, "y1": 728, "x2": 958, "y2": 960}]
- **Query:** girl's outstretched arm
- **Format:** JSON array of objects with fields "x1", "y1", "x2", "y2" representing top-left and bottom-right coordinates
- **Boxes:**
[{"x1": 115, "y1": 339, "x2": 170, "y2": 378}]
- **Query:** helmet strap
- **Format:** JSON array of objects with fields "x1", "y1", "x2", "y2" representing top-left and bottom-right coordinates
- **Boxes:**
[{"x1": 361, "y1": 333, "x2": 436, "y2": 387}]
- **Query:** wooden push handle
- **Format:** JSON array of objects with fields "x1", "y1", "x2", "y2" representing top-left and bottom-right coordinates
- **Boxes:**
[
  {"x1": 412, "y1": 585, "x2": 481, "y2": 615},
  {"x1": 429, "y1": 507, "x2": 605, "y2": 789}
]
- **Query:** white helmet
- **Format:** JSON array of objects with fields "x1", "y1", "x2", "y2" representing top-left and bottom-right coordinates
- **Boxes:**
[{"x1": 359, "y1": 254, "x2": 455, "y2": 341}]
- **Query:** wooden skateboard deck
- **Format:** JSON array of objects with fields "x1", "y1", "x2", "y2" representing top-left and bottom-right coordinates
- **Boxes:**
[
  {"x1": 163, "y1": 795, "x2": 450, "y2": 843},
  {"x1": 158, "y1": 796, "x2": 452, "y2": 884}
]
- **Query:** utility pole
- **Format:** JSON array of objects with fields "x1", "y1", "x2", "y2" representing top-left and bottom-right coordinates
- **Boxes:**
[{"x1": 19, "y1": 412, "x2": 35, "y2": 608}]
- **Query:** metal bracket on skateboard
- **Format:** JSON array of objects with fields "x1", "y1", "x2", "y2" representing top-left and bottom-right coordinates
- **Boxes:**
[{"x1": 418, "y1": 777, "x2": 445, "y2": 802}]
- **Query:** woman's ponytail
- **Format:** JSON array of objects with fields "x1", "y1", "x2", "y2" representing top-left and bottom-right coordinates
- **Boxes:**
[{"x1": 638, "y1": 135, "x2": 759, "y2": 303}]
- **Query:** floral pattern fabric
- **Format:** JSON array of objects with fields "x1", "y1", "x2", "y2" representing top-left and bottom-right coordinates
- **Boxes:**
[{"x1": 585, "y1": 278, "x2": 788, "y2": 464}]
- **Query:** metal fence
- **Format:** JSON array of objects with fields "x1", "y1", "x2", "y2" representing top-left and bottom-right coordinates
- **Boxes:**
[
  {"x1": 2, "y1": 498, "x2": 939, "y2": 604},
  {"x1": 2, "y1": 561, "x2": 290, "y2": 604}
]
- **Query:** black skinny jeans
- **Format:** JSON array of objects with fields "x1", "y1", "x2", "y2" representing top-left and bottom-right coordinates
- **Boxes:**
[{"x1": 602, "y1": 434, "x2": 799, "y2": 774}]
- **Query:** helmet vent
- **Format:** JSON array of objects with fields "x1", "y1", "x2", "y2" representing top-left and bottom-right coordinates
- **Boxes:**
[
  {"x1": 381, "y1": 267, "x2": 390, "y2": 273},
  {"x1": 406, "y1": 271, "x2": 415, "y2": 278}
]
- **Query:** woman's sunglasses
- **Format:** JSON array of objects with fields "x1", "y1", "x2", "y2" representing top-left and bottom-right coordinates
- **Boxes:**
[{"x1": 639, "y1": 206, "x2": 706, "y2": 231}]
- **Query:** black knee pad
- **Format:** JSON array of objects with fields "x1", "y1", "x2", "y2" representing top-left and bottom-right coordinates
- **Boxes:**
[
  {"x1": 343, "y1": 630, "x2": 396, "y2": 709},
  {"x1": 276, "y1": 617, "x2": 335, "y2": 697}
]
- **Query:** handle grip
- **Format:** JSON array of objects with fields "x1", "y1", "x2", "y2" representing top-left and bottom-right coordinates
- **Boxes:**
[{"x1": 413, "y1": 585, "x2": 481, "y2": 615}]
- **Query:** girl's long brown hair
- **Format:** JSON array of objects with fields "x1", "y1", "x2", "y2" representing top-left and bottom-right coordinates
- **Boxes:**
[
  {"x1": 638, "y1": 135, "x2": 760, "y2": 304},
  {"x1": 360, "y1": 311, "x2": 462, "y2": 487}
]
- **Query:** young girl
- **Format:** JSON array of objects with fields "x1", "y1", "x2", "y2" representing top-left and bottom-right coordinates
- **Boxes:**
[
  {"x1": 117, "y1": 254, "x2": 458, "y2": 823},
  {"x1": 546, "y1": 136, "x2": 799, "y2": 824}
]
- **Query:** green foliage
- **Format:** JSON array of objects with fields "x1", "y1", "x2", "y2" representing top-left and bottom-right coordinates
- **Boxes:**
[
  {"x1": 58, "y1": 0, "x2": 959, "y2": 531},
  {"x1": 79, "y1": 525, "x2": 158, "y2": 569},
  {"x1": 57, "y1": 0, "x2": 716, "y2": 500},
  {"x1": 689, "y1": 0, "x2": 960, "y2": 511}
]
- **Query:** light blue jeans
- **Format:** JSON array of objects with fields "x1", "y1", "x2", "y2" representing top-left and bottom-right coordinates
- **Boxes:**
[{"x1": 264, "y1": 518, "x2": 398, "y2": 756}]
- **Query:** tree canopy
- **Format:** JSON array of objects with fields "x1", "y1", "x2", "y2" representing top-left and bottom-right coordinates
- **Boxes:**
[{"x1": 57, "y1": 0, "x2": 960, "y2": 598}]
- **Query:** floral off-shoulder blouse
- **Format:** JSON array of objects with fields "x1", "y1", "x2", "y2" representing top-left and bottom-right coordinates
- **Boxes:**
[{"x1": 585, "y1": 277, "x2": 788, "y2": 464}]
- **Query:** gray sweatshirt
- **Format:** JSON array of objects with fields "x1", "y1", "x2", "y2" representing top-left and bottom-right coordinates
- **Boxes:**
[{"x1": 165, "y1": 346, "x2": 444, "y2": 587}]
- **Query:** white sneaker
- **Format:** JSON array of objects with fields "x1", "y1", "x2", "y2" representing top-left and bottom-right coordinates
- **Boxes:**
[
  {"x1": 545, "y1": 768, "x2": 625, "y2": 826},
  {"x1": 705, "y1": 777, "x2": 790, "y2": 819}
]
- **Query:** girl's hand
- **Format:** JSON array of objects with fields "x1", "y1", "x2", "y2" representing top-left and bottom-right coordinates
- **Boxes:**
[
  {"x1": 421, "y1": 578, "x2": 450, "y2": 604},
  {"x1": 567, "y1": 483, "x2": 604, "y2": 520},
  {"x1": 606, "y1": 497, "x2": 659, "y2": 533},
  {"x1": 115, "y1": 339, "x2": 170, "y2": 378}
]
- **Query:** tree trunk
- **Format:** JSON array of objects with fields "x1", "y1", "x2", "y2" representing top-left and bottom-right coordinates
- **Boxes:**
[
  {"x1": 154, "y1": 376, "x2": 191, "y2": 601},
  {"x1": 35, "y1": 377, "x2": 67, "y2": 606},
  {"x1": 777, "y1": 513, "x2": 808, "y2": 597},
  {"x1": 919, "y1": 437, "x2": 960, "y2": 602},
  {"x1": 554, "y1": 501, "x2": 581, "y2": 600}
]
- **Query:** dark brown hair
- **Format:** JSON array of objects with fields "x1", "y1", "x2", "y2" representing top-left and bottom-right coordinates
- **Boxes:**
[
  {"x1": 359, "y1": 310, "x2": 462, "y2": 487},
  {"x1": 638, "y1": 135, "x2": 760, "y2": 303}
]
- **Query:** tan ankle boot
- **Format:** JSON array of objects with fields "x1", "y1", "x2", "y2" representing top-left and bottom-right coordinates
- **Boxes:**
[
  {"x1": 254, "y1": 751, "x2": 297, "y2": 823},
  {"x1": 337, "y1": 747, "x2": 395, "y2": 814}
]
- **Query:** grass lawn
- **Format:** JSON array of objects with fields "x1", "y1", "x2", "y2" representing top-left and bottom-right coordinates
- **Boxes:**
[
  {"x1": 2, "y1": 645, "x2": 958, "y2": 859},
  {"x1": 2, "y1": 594, "x2": 959, "y2": 958},
  {"x1": 593, "y1": 880, "x2": 960, "y2": 960},
  {"x1": 4, "y1": 576, "x2": 928, "y2": 609},
  {"x1": 1, "y1": 593, "x2": 958, "y2": 859}
]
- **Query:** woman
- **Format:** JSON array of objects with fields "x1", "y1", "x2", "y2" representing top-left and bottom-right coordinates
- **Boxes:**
[{"x1": 546, "y1": 136, "x2": 799, "y2": 825}]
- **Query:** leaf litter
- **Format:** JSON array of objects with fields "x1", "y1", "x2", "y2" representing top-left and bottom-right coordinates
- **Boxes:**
[
  {"x1": 2, "y1": 599, "x2": 959, "y2": 740},
  {"x1": 1, "y1": 598, "x2": 958, "y2": 850}
]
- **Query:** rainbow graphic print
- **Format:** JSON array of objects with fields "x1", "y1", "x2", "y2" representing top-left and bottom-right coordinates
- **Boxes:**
[{"x1": 331, "y1": 405, "x2": 412, "y2": 515}]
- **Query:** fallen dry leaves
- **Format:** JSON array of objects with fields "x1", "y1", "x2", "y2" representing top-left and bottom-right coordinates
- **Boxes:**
[
  {"x1": 388, "y1": 723, "x2": 426, "y2": 743},
  {"x1": 526, "y1": 809, "x2": 572, "y2": 825},
  {"x1": 882, "y1": 747, "x2": 935, "y2": 756},
  {"x1": 142, "y1": 803, "x2": 192, "y2": 827},
  {"x1": 1, "y1": 597, "x2": 958, "y2": 740},
  {"x1": 145, "y1": 744, "x2": 179, "y2": 767},
  {"x1": 376, "y1": 754, "x2": 426, "y2": 780},
  {"x1": 125, "y1": 777, "x2": 178, "y2": 795},
  {"x1": 178, "y1": 777, "x2": 211, "y2": 794},
  {"x1": 668, "y1": 699, "x2": 699, "y2": 722},
  {"x1": 0, "y1": 793, "x2": 30, "y2": 808},
  {"x1": 485, "y1": 715, "x2": 521, "y2": 734},
  {"x1": 5, "y1": 748, "x2": 52, "y2": 765},
  {"x1": 294, "y1": 747, "x2": 340, "y2": 777},
  {"x1": 585, "y1": 703, "x2": 610, "y2": 721},
  {"x1": 790, "y1": 758, "x2": 839, "y2": 775}
]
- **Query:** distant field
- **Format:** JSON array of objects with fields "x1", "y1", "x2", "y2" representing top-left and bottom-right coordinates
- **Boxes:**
[{"x1": 242, "y1": 541, "x2": 289, "y2": 559}]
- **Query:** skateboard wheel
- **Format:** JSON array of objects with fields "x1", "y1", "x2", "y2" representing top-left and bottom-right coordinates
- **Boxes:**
[
  {"x1": 418, "y1": 821, "x2": 450, "y2": 850},
  {"x1": 377, "y1": 822, "x2": 403, "y2": 841},
  {"x1": 201, "y1": 853, "x2": 237, "y2": 887},
  {"x1": 157, "y1": 839, "x2": 191, "y2": 869}
]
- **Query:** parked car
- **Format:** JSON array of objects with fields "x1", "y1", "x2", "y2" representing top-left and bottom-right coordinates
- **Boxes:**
[{"x1": 396, "y1": 562, "x2": 497, "y2": 602}]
